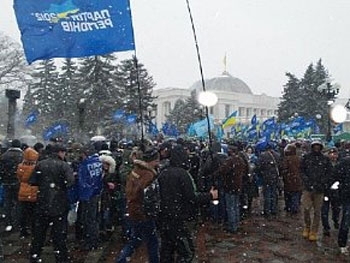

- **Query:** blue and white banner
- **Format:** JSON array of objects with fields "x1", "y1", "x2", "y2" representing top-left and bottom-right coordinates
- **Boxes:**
[
  {"x1": 24, "y1": 110, "x2": 39, "y2": 127},
  {"x1": 14, "y1": 0, "x2": 135, "y2": 63},
  {"x1": 43, "y1": 122, "x2": 69, "y2": 141}
]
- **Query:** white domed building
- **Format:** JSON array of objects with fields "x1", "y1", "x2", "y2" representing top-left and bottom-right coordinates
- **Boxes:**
[{"x1": 153, "y1": 71, "x2": 280, "y2": 136}]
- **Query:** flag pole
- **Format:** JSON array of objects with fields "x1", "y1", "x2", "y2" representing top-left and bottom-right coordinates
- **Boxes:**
[
  {"x1": 133, "y1": 54, "x2": 145, "y2": 145},
  {"x1": 127, "y1": 0, "x2": 144, "y2": 145},
  {"x1": 185, "y1": 0, "x2": 213, "y2": 150}
]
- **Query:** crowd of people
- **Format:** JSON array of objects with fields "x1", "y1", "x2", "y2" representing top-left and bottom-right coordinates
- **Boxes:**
[{"x1": 0, "y1": 136, "x2": 350, "y2": 262}]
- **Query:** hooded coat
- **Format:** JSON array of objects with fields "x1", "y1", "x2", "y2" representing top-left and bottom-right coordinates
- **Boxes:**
[
  {"x1": 219, "y1": 152, "x2": 247, "y2": 193},
  {"x1": 125, "y1": 159, "x2": 157, "y2": 221},
  {"x1": 17, "y1": 147, "x2": 39, "y2": 202},
  {"x1": 0, "y1": 147, "x2": 23, "y2": 185},
  {"x1": 280, "y1": 144, "x2": 303, "y2": 192},
  {"x1": 158, "y1": 145, "x2": 212, "y2": 222}
]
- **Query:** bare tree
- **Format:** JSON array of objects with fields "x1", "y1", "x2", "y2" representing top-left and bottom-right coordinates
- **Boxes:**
[{"x1": 0, "y1": 31, "x2": 31, "y2": 92}]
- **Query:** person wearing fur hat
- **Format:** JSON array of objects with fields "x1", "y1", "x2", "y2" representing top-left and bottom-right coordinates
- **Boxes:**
[
  {"x1": 301, "y1": 140, "x2": 332, "y2": 241},
  {"x1": 116, "y1": 146, "x2": 160, "y2": 263},
  {"x1": 0, "y1": 138, "x2": 23, "y2": 232},
  {"x1": 99, "y1": 154, "x2": 118, "y2": 237}
]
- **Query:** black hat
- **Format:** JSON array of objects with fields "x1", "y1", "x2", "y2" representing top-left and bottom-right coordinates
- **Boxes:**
[
  {"x1": 142, "y1": 147, "x2": 160, "y2": 162},
  {"x1": 52, "y1": 144, "x2": 67, "y2": 153},
  {"x1": 34, "y1": 142, "x2": 44, "y2": 152},
  {"x1": 81, "y1": 144, "x2": 96, "y2": 155},
  {"x1": 159, "y1": 141, "x2": 172, "y2": 151},
  {"x1": 11, "y1": 139, "x2": 21, "y2": 148}
]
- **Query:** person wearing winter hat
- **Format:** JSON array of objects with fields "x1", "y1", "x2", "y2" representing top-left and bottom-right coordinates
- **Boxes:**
[
  {"x1": 301, "y1": 140, "x2": 332, "y2": 241},
  {"x1": 157, "y1": 144, "x2": 218, "y2": 262},
  {"x1": 280, "y1": 143, "x2": 303, "y2": 215},
  {"x1": 99, "y1": 154, "x2": 118, "y2": 236},
  {"x1": 29, "y1": 143, "x2": 74, "y2": 263},
  {"x1": 76, "y1": 143, "x2": 102, "y2": 251},
  {"x1": 321, "y1": 147, "x2": 341, "y2": 237},
  {"x1": 0, "y1": 138, "x2": 23, "y2": 232},
  {"x1": 116, "y1": 146, "x2": 160, "y2": 263},
  {"x1": 17, "y1": 147, "x2": 39, "y2": 238}
]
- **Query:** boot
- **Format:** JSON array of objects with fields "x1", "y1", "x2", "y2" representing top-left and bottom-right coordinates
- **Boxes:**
[
  {"x1": 308, "y1": 232, "x2": 318, "y2": 241},
  {"x1": 302, "y1": 227, "x2": 310, "y2": 238}
]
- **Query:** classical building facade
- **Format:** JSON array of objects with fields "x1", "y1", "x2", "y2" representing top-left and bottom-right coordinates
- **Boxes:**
[{"x1": 153, "y1": 71, "x2": 280, "y2": 135}]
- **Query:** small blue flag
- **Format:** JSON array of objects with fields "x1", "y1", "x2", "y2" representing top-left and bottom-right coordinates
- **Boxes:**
[
  {"x1": 25, "y1": 110, "x2": 38, "y2": 127},
  {"x1": 251, "y1": 114, "x2": 257, "y2": 125},
  {"x1": 113, "y1": 109, "x2": 125, "y2": 122},
  {"x1": 126, "y1": 114, "x2": 137, "y2": 124},
  {"x1": 333, "y1": 123, "x2": 343, "y2": 135},
  {"x1": 14, "y1": 0, "x2": 135, "y2": 63},
  {"x1": 147, "y1": 121, "x2": 159, "y2": 136}
]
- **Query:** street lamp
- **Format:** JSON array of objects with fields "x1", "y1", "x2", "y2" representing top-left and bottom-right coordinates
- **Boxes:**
[
  {"x1": 330, "y1": 104, "x2": 347, "y2": 124},
  {"x1": 318, "y1": 81, "x2": 340, "y2": 142},
  {"x1": 77, "y1": 98, "x2": 86, "y2": 142},
  {"x1": 197, "y1": 91, "x2": 218, "y2": 148}
]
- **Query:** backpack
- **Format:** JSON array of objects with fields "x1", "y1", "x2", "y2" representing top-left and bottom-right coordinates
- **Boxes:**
[{"x1": 143, "y1": 178, "x2": 160, "y2": 218}]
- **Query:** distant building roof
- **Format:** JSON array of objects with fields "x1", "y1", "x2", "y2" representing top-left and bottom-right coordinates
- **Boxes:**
[{"x1": 190, "y1": 71, "x2": 253, "y2": 94}]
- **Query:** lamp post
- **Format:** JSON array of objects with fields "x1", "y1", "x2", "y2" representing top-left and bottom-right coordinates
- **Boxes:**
[
  {"x1": 318, "y1": 81, "x2": 339, "y2": 142},
  {"x1": 77, "y1": 98, "x2": 86, "y2": 142}
]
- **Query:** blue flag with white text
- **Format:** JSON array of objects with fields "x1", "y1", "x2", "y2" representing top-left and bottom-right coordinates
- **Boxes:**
[
  {"x1": 43, "y1": 122, "x2": 69, "y2": 141},
  {"x1": 25, "y1": 110, "x2": 39, "y2": 127},
  {"x1": 14, "y1": 0, "x2": 135, "y2": 63}
]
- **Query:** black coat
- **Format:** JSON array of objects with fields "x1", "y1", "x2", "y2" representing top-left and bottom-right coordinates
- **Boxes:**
[
  {"x1": 158, "y1": 145, "x2": 212, "y2": 222},
  {"x1": 29, "y1": 155, "x2": 74, "y2": 216},
  {"x1": 337, "y1": 157, "x2": 350, "y2": 204},
  {"x1": 301, "y1": 151, "x2": 331, "y2": 193},
  {"x1": 0, "y1": 147, "x2": 23, "y2": 185},
  {"x1": 257, "y1": 149, "x2": 280, "y2": 186}
]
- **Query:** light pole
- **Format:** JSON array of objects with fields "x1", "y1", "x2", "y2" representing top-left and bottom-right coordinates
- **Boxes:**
[
  {"x1": 198, "y1": 91, "x2": 218, "y2": 148},
  {"x1": 318, "y1": 81, "x2": 339, "y2": 142},
  {"x1": 77, "y1": 98, "x2": 86, "y2": 142}
]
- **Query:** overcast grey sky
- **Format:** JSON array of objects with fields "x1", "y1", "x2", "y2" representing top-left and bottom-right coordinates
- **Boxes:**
[{"x1": 1, "y1": 0, "x2": 350, "y2": 98}]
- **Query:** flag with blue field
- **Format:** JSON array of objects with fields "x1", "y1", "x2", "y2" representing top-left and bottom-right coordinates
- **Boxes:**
[{"x1": 14, "y1": 0, "x2": 135, "y2": 63}]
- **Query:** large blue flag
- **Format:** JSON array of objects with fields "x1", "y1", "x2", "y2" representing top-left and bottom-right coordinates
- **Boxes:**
[
  {"x1": 14, "y1": 0, "x2": 135, "y2": 63},
  {"x1": 193, "y1": 116, "x2": 214, "y2": 138}
]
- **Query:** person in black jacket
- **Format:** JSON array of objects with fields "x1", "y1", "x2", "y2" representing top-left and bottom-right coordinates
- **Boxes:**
[
  {"x1": 29, "y1": 144, "x2": 74, "y2": 263},
  {"x1": 0, "y1": 139, "x2": 23, "y2": 232},
  {"x1": 219, "y1": 145, "x2": 248, "y2": 233},
  {"x1": 300, "y1": 140, "x2": 332, "y2": 242},
  {"x1": 256, "y1": 143, "x2": 280, "y2": 218},
  {"x1": 158, "y1": 144, "x2": 217, "y2": 263},
  {"x1": 337, "y1": 152, "x2": 350, "y2": 255}
]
